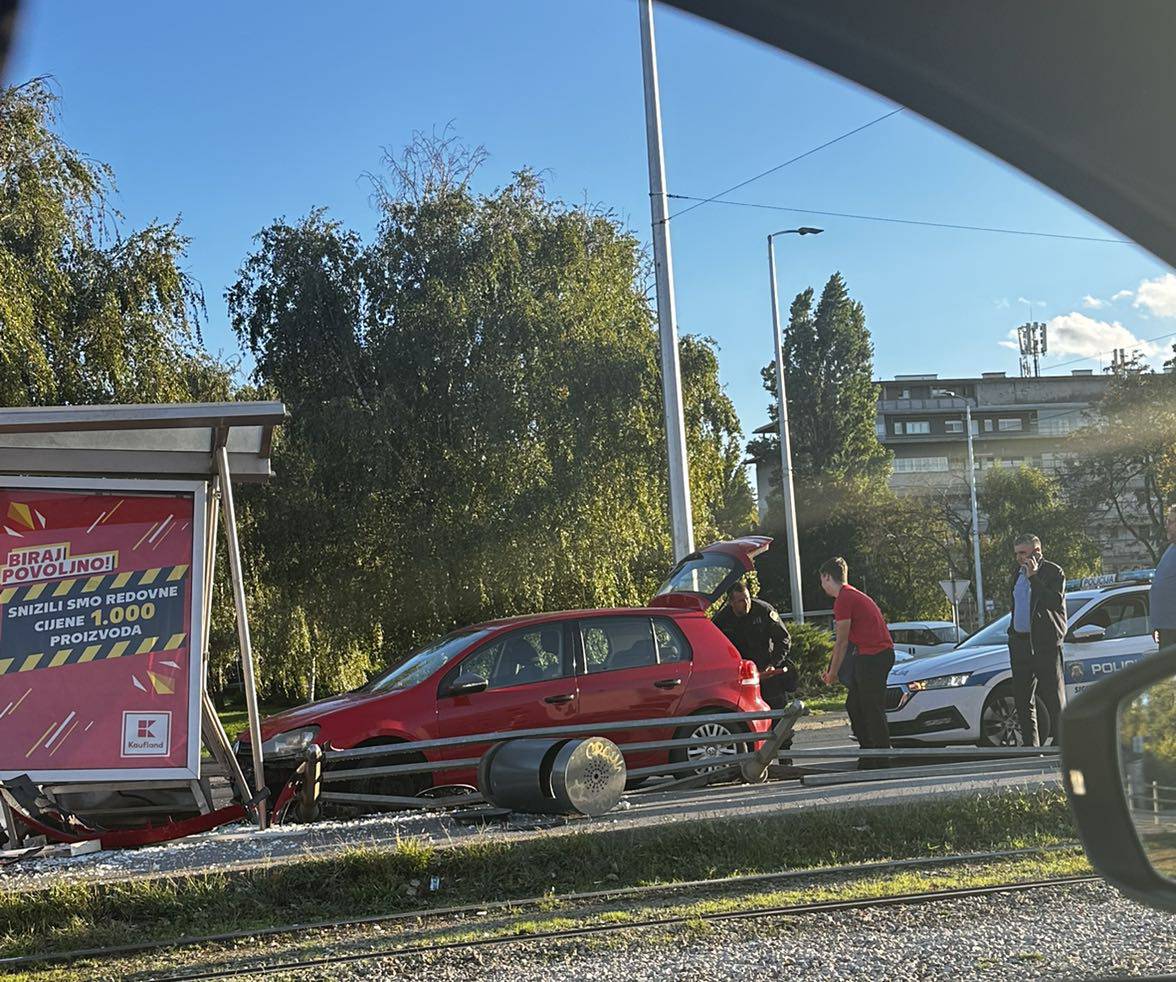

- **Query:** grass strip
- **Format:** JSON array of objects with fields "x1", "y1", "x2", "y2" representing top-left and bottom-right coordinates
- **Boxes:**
[{"x1": 0, "y1": 788, "x2": 1075, "y2": 964}]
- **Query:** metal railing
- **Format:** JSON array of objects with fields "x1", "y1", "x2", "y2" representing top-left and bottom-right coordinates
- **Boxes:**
[{"x1": 290, "y1": 703, "x2": 1061, "y2": 821}]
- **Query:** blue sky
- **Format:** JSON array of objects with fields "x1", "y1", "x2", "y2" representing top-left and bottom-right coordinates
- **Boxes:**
[{"x1": 11, "y1": 1, "x2": 1176, "y2": 435}]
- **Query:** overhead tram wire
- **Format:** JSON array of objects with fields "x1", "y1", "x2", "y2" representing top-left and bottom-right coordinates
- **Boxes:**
[
  {"x1": 665, "y1": 194, "x2": 1132, "y2": 244},
  {"x1": 663, "y1": 106, "x2": 905, "y2": 223}
]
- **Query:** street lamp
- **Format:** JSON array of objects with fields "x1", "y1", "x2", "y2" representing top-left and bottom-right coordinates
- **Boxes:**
[
  {"x1": 941, "y1": 390, "x2": 986, "y2": 628},
  {"x1": 767, "y1": 227, "x2": 823, "y2": 623}
]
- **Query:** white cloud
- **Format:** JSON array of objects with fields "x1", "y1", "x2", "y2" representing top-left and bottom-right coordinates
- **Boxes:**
[
  {"x1": 1112, "y1": 289, "x2": 1134, "y2": 302},
  {"x1": 1133, "y1": 273, "x2": 1176, "y2": 318},
  {"x1": 1082, "y1": 295, "x2": 1107, "y2": 310},
  {"x1": 1017, "y1": 296, "x2": 1047, "y2": 308},
  {"x1": 1011, "y1": 312, "x2": 1160, "y2": 361},
  {"x1": 994, "y1": 298, "x2": 1010, "y2": 310},
  {"x1": 998, "y1": 340, "x2": 1018, "y2": 350}
]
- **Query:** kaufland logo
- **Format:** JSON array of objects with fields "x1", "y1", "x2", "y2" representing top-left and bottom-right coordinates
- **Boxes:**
[{"x1": 122, "y1": 711, "x2": 171, "y2": 757}]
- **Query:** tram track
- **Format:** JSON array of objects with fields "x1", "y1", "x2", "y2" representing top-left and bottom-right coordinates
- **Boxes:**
[{"x1": 0, "y1": 845, "x2": 1085, "y2": 977}]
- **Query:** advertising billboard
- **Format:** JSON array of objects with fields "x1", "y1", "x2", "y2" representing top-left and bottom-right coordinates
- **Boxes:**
[{"x1": 0, "y1": 479, "x2": 206, "y2": 781}]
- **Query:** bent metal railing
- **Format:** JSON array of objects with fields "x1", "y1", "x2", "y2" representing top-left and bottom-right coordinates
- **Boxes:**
[{"x1": 287, "y1": 701, "x2": 1060, "y2": 821}]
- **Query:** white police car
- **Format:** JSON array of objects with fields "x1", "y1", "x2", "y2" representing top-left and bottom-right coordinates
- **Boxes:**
[{"x1": 886, "y1": 582, "x2": 1158, "y2": 746}]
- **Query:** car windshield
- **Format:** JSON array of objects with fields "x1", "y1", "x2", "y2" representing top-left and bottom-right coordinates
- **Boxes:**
[
  {"x1": 934, "y1": 626, "x2": 969, "y2": 644},
  {"x1": 655, "y1": 554, "x2": 741, "y2": 597},
  {"x1": 361, "y1": 628, "x2": 493, "y2": 694},
  {"x1": 955, "y1": 613, "x2": 1010, "y2": 650}
]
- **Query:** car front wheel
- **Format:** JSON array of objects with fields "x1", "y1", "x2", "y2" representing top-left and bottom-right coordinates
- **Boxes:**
[{"x1": 979, "y1": 684, "x2": 1051, "y2": 747}]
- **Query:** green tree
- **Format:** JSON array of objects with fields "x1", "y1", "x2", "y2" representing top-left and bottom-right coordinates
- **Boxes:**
[
  {"x1": 0, "y1": 79, "x2": 232, "y2": 407},
  {"x1": 750, "y1": 273, "x2": 889, "y2": 479},
  {"x1": 1066, "y1": 352, "x2": 1176, "y2": 564},
  {"x1": 226, "y1": 137, "x2": 753, "y2": 697}
]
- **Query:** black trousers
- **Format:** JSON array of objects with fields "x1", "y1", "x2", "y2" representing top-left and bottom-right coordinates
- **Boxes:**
[
  {"x1": 1009, "y1": 633, "x2": 1065, "y2": 747},
  {"x1": 846, "y1": 648, "x2": 895, "y2": 768}
]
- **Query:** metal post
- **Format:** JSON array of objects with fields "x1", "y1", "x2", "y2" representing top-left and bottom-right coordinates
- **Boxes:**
[
  {"x1": 638, "y1": 0, "x2": 694, "y2": 561},
  {"x1": 216, "y1": 446, "x2": 268, "y2": 829},
  {"x1": 768, "y1": 234, "x2": 806, "y2": 623},
  {"x1": 965, "y1": 403, "x2": 985, "y2": 627},
  {"x1": 1154, "y1": 779, "x2": 1160, "y2": 825}
]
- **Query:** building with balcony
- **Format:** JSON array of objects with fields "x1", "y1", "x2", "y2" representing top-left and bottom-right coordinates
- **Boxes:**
[{"x1": 751, "y1": 369, "x2": 1149, "y2": 573}]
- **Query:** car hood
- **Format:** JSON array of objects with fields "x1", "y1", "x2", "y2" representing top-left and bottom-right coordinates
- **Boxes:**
[
  {"x1": 887, "y1": 643, "x2": 1009, "y2": 683},
  {"x1": 241, "y1": 691, "x2": 381, "y2": 744}
]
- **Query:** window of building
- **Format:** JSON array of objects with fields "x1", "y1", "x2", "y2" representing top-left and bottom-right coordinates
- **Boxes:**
[
  {"x1": 905, "y1": 420, "x2": 931, "y2": 434},
  {"x1": 876, "y1": 420, "x2": 887, "y2": 439},
  {"x1": 945, "y1": 419, "x2": 964, "y2": 434},
  {"x1": 984, "y1": 419, "x2": 994, "y2": 432},
  {"x1": 998, "y1": 418, "x2": 1023, "y2": 432},
  {"x1": 893, "y1": 456, "x2": 949, "y2": 473}
]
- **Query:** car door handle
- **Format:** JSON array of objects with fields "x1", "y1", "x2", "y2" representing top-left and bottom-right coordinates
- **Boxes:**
[
  {"x1": 545, "y1": 693, "x2": 575, "y2": 704},
  {"x1": 654, "y1": 678, "x2": 682, "y2": 689}
]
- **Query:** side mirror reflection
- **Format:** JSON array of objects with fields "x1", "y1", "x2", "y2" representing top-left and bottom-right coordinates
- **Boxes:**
[
  {"x1": 1119, "y1": 676, "x2": 1176, "y2": 881},
  {"x1": 446, "y1": 673, "x2": 490, "y2": 697}
]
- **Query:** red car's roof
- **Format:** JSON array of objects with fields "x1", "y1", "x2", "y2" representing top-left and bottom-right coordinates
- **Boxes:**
[{"x1": 464, "y1": 606, "x2": 702, "y2": 634}]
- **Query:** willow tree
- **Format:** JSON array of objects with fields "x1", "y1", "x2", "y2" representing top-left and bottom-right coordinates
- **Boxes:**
[
  {"x1": 0, "y1": 78, "x2": 230, "y2": 407},
  {"x1": 228, "y1": 137, "x2": 754, "y2": 695}
]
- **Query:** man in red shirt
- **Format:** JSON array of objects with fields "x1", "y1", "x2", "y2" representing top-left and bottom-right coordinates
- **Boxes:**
[{"x1": 819, "y1": 556, "x2": 895, "y2": 768}]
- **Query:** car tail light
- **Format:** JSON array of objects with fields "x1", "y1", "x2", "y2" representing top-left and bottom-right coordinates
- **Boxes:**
[{"x1": 739, "y1": 659, "x2": 760, "y2": 686}]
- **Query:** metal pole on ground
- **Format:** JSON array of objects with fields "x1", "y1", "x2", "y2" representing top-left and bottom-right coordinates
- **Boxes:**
[
  {"x1": 638, "y1": 0, "x2": 694, "y2": 561},
  {"x1": 767, "y1": 228, "x2": 822, "y2": 623},
  {"x1": 216, "y1": 445, "x2": 268, "y2": 829}
]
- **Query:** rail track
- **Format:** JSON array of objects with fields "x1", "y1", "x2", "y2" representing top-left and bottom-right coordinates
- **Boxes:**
[{"x1": 0, "y1": 845, "x2": 1090, "y2": 978}]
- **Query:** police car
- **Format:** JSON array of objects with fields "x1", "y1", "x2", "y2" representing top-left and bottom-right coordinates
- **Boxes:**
[{"x1": 886, "y1": 579, "x2": 1159, "y2": 746}]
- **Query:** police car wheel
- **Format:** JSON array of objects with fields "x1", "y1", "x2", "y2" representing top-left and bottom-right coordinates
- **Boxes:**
[
  {"x1": 979, "y1": 685, "x2": 1052, "y2": 747},
  {"x1": 670, "y1": 717, "x2": 749, "y2": 774}
]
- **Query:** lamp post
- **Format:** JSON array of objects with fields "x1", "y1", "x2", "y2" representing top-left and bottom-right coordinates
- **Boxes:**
[
  {"x1": 941, "y1": 390, "x2": 986, "y2": 628},
  {"x1": 767, "y1": 226, "x2": 822, "y2": 623},
  {"x1": 638, "y1": 0, "x2": 694, "y2": 560}
]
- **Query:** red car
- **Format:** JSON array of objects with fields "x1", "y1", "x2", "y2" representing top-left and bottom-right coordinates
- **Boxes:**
[{"x1": 237, "y1": 537, "x2": 775, "y2": 800}]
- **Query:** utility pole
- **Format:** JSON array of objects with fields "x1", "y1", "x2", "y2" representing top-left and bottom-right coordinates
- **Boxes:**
[
  {"x1": 965, "y1": 402, "x2": 985, "y2": 627},
  {"x1": 767, "y1": 227, "x2": 822, "y2": 623},
  {"x1": 638, "y1": 0, "x2": 694, "y2": 560}
]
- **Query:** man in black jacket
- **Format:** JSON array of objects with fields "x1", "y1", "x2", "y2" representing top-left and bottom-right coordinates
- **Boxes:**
[
  {"x1": 1007, "y1": 533, "x2": 1067, "y2": 746},
  {"x1": 713, "y1": 580, "x2": 796, "y2": 709}
]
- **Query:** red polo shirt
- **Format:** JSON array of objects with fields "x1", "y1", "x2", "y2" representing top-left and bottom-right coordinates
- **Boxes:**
[{"x1": 832, "y1": 584, "x2": 893, "y2": 655}]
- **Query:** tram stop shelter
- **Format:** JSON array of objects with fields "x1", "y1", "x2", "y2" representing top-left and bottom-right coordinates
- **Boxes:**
[{"x1": 0, "y1": 402, "x2": 285, "y2": 846}]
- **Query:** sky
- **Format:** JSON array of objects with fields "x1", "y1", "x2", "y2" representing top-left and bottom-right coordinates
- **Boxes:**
[{"x1": 10, "y1": 1, "x2": 1176, "y2": 436}]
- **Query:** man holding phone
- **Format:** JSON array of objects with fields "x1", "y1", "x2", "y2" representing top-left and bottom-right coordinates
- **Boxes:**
[{"x1": 1008, "y1": 533, "x2": 1067, "y2": 746}]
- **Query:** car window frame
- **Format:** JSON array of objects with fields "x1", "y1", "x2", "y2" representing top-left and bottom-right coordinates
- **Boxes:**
[
  {"x1": 437, "y1": 621, "x2": 575, "y2": 696},
  {"x1": 575, "y1": 614, "x2": 674, "y2": 675},
  {"x1": 1071, "y1": 590, "x2": 1151, "y2": 642},
  {"x1": 652, "y1": 616, "x2": 693, "y2": 665}
]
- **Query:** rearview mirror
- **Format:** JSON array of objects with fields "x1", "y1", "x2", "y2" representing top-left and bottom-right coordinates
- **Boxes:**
[
  {"x1": 1062, "y1": 643, "x2": 1176, "y2": 913},
  {"x1": 445, "y1": 673, "x2": 489, "y2": 697},
  {"x1": 1071, "y1": 624, "x2": 1106, "y2": 643}
]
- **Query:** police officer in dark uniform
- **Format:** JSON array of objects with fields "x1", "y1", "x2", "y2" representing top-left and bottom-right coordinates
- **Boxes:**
[{"x1": 713, "y1": 580, "x2": 797, "y2": 711}]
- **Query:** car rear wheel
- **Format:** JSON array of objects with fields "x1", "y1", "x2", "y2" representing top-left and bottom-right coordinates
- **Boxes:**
[
  {"x1": 979, "y1": 684, "x2": 1052, "y2": 747},
  {"x1": 670, "y1": 715, "x2": 749, "y2": 776}
]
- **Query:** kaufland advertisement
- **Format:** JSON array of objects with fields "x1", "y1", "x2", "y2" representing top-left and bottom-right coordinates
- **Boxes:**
[{"x1": 0, "y1": 482, "x2": 205, "y2": 781}]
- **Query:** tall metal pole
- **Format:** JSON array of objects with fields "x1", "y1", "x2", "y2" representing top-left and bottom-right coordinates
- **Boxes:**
[
  {"x1": 965, "y1": 403, "x2": 986, "y2": 627},
  {"x1": 216, "y1": 446, "x2": 268, "y2": 829},
  {"x1": 638, "y1": 0, "x2": 694, "y2": 560},
  {"x1": 767, "y1": 235, "x2": 805, "y2": 623}
]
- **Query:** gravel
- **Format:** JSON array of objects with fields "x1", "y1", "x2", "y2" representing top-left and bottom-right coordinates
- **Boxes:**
[{"x1": 307, "y1": 881, "x2": 1175, "y2": 981}]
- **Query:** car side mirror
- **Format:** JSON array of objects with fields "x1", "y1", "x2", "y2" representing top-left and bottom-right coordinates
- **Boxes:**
[
  {"x1": 444, "y1": 673, "x2": 489, "y2": 697},
  {"x1": 1071, "y1": 624, "x2": 1106, "y2": 643},
  {"x1": 1062, "y1": 640, "x2": 1176, "y2": 913}
]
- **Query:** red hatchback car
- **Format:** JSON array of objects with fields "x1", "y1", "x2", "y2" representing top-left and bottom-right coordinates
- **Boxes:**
[{"x1": 237, "y1": 538, "x2": 775, "y2": 801}]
